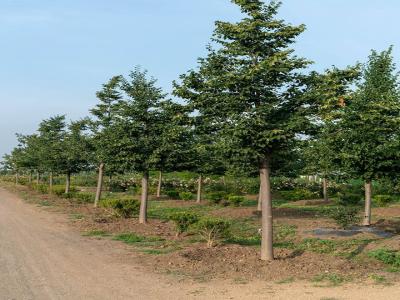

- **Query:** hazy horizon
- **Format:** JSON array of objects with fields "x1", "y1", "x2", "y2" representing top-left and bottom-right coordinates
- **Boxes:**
[{"x1": 1, "y1": 0, "x2": 399, "y2": 159}]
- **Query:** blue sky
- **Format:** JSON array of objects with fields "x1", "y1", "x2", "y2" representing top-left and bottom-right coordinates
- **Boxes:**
[{"x1": 1, "y1": 0, "x2": 399, "y2": 159}]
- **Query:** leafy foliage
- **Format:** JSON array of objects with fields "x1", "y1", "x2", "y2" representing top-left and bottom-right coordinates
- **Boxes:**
[
  {"x1": 193, "y1": 217, "x2": 231, "y2": 247},
  {"x1": 168, "y1": 212, "x2": 199, "y2": 235},
  {"x1": 328, "y1": 207, "x2": 361, "y2": 229},
  {"x1": 102, "y1": 198, "x2": 140, "y2": 218}
]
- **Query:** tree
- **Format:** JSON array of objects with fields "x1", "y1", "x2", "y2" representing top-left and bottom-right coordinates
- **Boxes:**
[
  {"x1": 338, "y1": 47, "x2": 400, "y2": 226},
  {"x1": 174, "y1": 0, "x2": 312, "y2": 260},
  {"x1": 36, "y1": 116, "x2": 67, "y2": 191},
  {"x1": 60, "y1": 120, "x2": 92, "y2": 193},
  {"x1": 303, "y1": 67, "x2": 360, "y2": 201},
  {"x1": 112, "y1": 67, "x2": 167, "y2": 224},
  {"x1": 90, "y1": 76, "x2": 123, "y2": 206},
  {"x1": 152, "y1": 100, "x2": 194, "y2": 199}
]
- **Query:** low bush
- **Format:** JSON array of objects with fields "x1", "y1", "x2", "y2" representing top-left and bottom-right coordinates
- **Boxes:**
[
  {"x1": 374, "y1": 195, "x2": 394, "y2": 207},
  {"x1": 35, "y1": 184, "x2": 49, "y2": 194},
  {"x1": 278, "y1": 189, "x2": 318, "y2": 201},
  {"x1": 73, "y1": 192, "x2": 95, "y2": 204},
  {"x1": 192, "y1": 217, "x2": 231, "y2": 247},
  {"x1": 328, "y1": 206, "x2": 361, "y2": 229},
  {"x1": 227, "y1": 195, "x2": 245, "y2": 207},
  {"x1": 166, "y1": 190, "x2": 180, "y2": 199},
  {"x1": 53, "y1": 185, "x2": 78, "y2": 196},
  {"x1": 101, "y1": 198, "x2": 140, "y2": 218},
  {"x1": 179, "y1": 192, "x2": 193, "y2": 201},
  {"x1": 168, "y1": 212, "x2": 199, "y2": 235},
  {"x1": 337, "y1": 193, "x2": 361, "y2": 206},
  {"x1": 206, "y1": 191, "x2": 228, "y2": 204}
]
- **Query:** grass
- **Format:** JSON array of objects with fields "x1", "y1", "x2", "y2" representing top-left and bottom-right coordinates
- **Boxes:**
[
  {"x1": 312, "y1": 273, "x2": 348, "y2": 287},
  {"x1": 296, "y1": 238, "x2": 376, "y2": 258},
  {"x1": 82, "y1": 230, "x2": 110, "y2": 237},
  {"x1": 368, "y1": 248, "x2": 400, "y2": 271},
  {"x1": 370, "y1": 274, "x2": 390, "y2": 285},
  {"x1": 70, "y1": 213, "x2": 84, "y2": 220},
  {"x1": 113, "y1": 233, "x2": 182, "y2": 255},
  {"x1": 276, "y1": 277, "x2": 295, "y2": 284},
  {"x1": 147, "y1": 202, "x2": 215, "y2": 220},
  {"x1": 38, "y1": 200, "x2": 51, "y2": 207}
]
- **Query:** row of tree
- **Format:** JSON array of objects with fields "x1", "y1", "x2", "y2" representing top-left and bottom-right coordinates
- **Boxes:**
[{"x1": 2, "y1": 0, "x2": 400, "y2": 261}]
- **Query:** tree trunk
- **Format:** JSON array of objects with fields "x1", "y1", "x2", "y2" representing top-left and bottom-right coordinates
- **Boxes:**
[
  {"x1": 156, "y1": 171, "x2": 162, "y2": 198},
  {"x1": 36, "y1": 171, "x2": 40, "y2": 185},
  {"x1": 65, "y1": 173, "x2": 71, "y2": 194},
  {"x1": 29, "y1": 171, "x2": 33, "y2": 184},
  {"x1": 49, "y1": 171, "x2": 53, "y2": 194},
  {"x1": 363, "y1": 181, "x2": 372, "y2": 226},
  {"x1": 323, "y1": 178, "x2": 329, "y2": 202},
  {"x1": 196, "y1": 175, "x2": 202, "y2": 204},
  {"x1": 15, "y1": 172, "x2": 19, "y2": 185},
  {"x1": 139, "y1": 171, "x2": 149, "y2": 224},
  {"x1": 94, "y1": 163, "x2": 105, "y2": 208},
  {"x1": 260, "y1": 156, "x2": 274, "y2": 261},
  {"x1": 257, "y1": 184, "x2": 262, "y2": 212}
]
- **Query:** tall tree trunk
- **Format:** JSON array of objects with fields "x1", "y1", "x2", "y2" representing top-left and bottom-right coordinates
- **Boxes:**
[
  {"x1": 15, "y1": 172, "x2": 19, "y2": 185},
  {"x1": 49, "y1": 171, "x2": 53, "y2": 194},
  {"x1": 29, "y1": 171, "x2": 33, "y2": 184},
  {"x1": 260, "y1": 156, "x2": 274, "y2": 261},
  {"x1": 94, "y1": 163, "x2": 105, "y2": 208},
  {"x1": 139, "y1": 171, "x2": 149, "y2": 224},
  {"x1": 196, "y1": 174, "x2": 202, "y2": 204},
  {"x1": 36, "y1": 171, "x2": 40, "y2": 185},
  {"x1": 156, "y1": 171, "x2": 162, "y2": 198},
  {"x1": 65, "y1": 172, "x2": 71, "y2": 194},
  {"x1": 363, "y1": 181, "x2": 372, "y2": 226},
  {"x1": 257, "y1": 184, "x2": 262, "y2": 212},
  {"x1": 323, "y1": 177, "x2": 329, "y2": 202}
]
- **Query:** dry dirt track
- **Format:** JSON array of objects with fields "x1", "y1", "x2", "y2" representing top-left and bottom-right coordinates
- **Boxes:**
[{"x1": 1, "y1": 187, "x2": 400, "y2": 300}]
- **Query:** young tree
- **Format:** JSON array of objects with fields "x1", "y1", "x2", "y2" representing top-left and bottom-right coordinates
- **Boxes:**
[
  {"x1": 174, "y1": 0, "x2": 312, "y2": 260},
  {"x1": 338, "y1": 48, "x2": 400, "y2": 225},
  {"x1": 303, "y1": 67, "x2": 360, "y2": 201},
  {"x1": 112, "y1": 67, "x2": 167, "y2": 224},
  {"x1": 90, "y1": 76, "x2": 123, "y2": 207},
  {"x1": 60, "y1": 120, "x2": 92, "y2": 193},
  {"x1": 36, "y1": 116, "x2": 67, "y2": 192},
  {"x1": 152, "y1": 100, "x2": 194, "y2": 199}
]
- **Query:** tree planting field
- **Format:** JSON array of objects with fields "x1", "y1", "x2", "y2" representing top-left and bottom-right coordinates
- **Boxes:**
[
  {"x1": 2, "y1": 172, "x2": 400, "y2": 289},
  {"x1": 2, "y1": 0, "x2": 400, "y2": 298}
]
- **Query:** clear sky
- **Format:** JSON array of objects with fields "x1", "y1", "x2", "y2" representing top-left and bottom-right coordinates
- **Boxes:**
[{"x1": 1, "y1": 0, "x2": 399, "y2": 159}]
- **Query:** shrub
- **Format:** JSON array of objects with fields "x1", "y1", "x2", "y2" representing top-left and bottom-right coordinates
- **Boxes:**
[
  {"x1": 227, "y1": 195, "x2": 245, "y2": 207},
  {"x1": 337, "y1": 193, "x2": 361, "y2": 206},
  {"x1": 108, "y1": 180, "x2": 128, "y2": 192},
  {"x1": 101, "y1": 198, "x2": 140, "y2": 218},
  {"x1": 52, "y1": 185, "x2": 78, "y2": 196},
  {"x1": 329, "y1": 207, "x2": 361, "y2": 229},
  {"x1": 73, "y1": 192, "x2": 95, "y2": 204},
  {"x1": 166, "y1": 190, "x2": 180, "y2": 199},
  {"x1": 168, "y1": 212, "x2": 199, "y2": 235},
  {"x1": 35, "y1": 184, "x2": 48, "y2": 194},
  {"x1": 374, "y1": 195, "x2": 393, "y2": 207},
  {"x1": 206, "y1": 191, "x2": 228, "y2": 204},
  {"x1": 278, "y1": 189, "x2": 317, "y2": 201},
  {"x1": 193, "y1": 217, "x2": 231, "y2": 247},
  {"x1": 179, "y1": 192, "x2": 194, "y2": 201}
]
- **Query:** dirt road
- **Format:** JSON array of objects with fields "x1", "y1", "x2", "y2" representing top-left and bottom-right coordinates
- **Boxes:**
[{"x1": 1, "y1": 187, "x2": 399, "y2": 300}]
